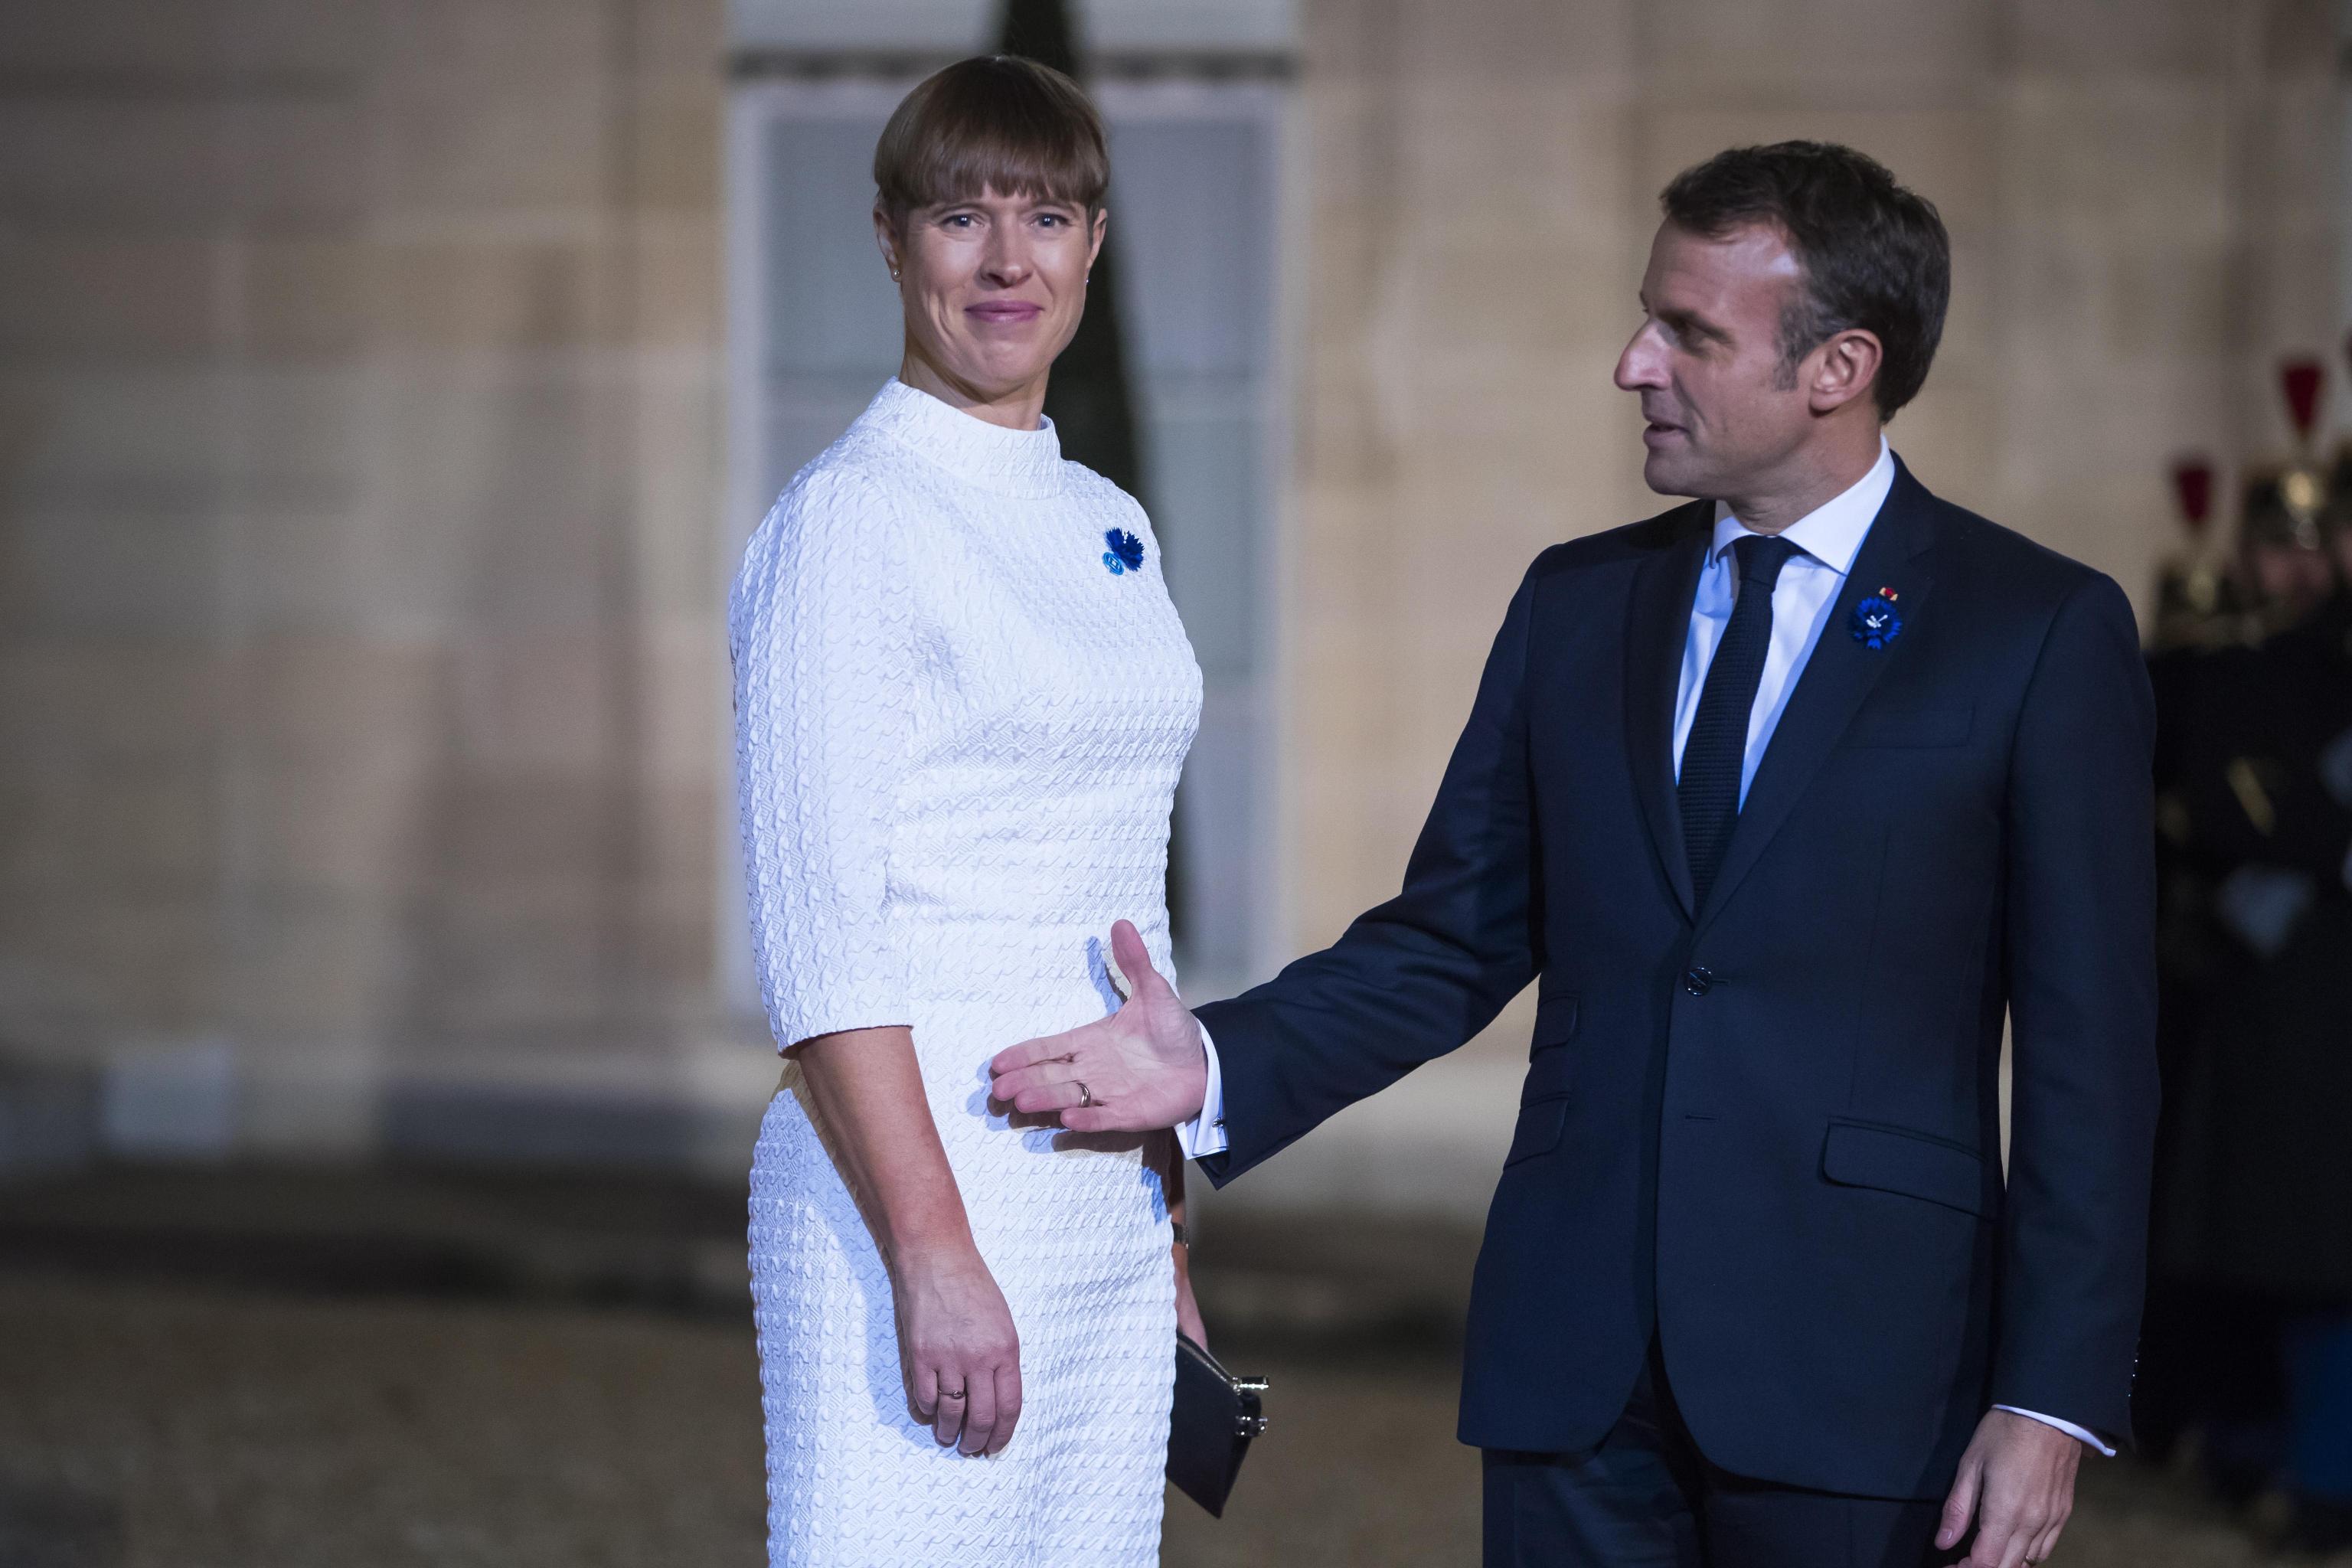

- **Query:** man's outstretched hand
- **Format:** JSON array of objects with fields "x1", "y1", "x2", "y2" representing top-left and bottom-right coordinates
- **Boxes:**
[{"x1": 988, "y1": 920, "x2": 1208, "y2": 1134}]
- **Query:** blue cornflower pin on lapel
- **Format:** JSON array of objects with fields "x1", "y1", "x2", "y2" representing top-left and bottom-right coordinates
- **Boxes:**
[
  {"x1": 1851, "y1": 586, "x2": 1904, "y2": 650},
  {"x1": 1102, "y1": 528, "x2": 1145, "y2": 577}
]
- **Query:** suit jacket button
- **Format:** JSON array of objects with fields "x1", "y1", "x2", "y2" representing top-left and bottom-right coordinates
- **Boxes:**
[{"x1": 1684, "y1": 966, "x2": 1714, "y2": 996}]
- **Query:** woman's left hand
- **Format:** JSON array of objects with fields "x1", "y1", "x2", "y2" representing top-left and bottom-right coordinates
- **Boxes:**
[{"x1": 1174, "y1": 1242, "x2": 1207, "y2": 1348}]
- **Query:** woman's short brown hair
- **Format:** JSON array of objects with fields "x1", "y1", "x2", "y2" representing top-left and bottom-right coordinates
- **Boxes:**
[{"x1": 873, "y1": 56, "x2": 1109, "y2": 227}]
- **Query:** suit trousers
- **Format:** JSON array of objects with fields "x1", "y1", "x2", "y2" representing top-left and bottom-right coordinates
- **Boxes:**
[{"x1": 1481, "y1": 1341, "x2": 1965, "y2": 1568}]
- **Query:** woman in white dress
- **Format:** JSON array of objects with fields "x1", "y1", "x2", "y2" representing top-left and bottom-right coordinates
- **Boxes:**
[{"x1": 729, "y1": 57, "x2": 1207, "y2": 1566}]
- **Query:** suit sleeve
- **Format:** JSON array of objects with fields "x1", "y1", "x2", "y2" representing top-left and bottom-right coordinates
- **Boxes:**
[
  {"x1": 1193, "y1": 563, "x2": 1546, "y2": 1184},
  {"x1": 1992, "y1": 573, "x2": 2161, "y2": 1443}
]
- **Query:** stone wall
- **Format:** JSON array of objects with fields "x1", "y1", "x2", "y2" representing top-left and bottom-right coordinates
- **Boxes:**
[
  {"x1": 0, "y1": 0, "x2": 737, "y2": 1160},
  {"x1": 0, "y1": 0, "x2": 2340, "y2": 1199}
]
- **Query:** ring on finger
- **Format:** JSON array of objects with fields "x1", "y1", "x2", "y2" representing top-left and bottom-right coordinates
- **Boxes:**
[
  {"x1": 939, "y1": 1387, "x2": 966, "y2": 1400},
  {"x1": 1076, "y1": 1081, "x2": 1094, "y2": 1108}
]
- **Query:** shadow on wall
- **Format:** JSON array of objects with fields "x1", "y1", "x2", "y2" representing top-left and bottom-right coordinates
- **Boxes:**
[{"x1": 387, "y1": 248, "x2": 645, "y2": 1103}]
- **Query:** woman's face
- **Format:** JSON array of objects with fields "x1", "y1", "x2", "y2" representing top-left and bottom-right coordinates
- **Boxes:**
[{"x1": 877, "y1": 187, "x2": 1106, "y2": 411}]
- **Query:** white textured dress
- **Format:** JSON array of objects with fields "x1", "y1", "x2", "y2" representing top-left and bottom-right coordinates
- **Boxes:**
[{"x1": 730, "y1": 378, "x2": 1200, "y2": 1566}]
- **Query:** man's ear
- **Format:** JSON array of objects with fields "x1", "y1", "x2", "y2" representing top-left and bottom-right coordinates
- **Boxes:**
[{"x1": 1808, "y1": 328, "x2": 1884, "y2": 416}]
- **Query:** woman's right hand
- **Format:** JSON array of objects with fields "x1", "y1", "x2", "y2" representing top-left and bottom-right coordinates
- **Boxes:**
[{"x1": 890, "y1": 1243, "x2": 1023, "y2": 1455}]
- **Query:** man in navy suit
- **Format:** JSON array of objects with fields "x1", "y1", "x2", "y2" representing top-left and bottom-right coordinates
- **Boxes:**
[{"x1": 993, "y1": 142, "x2": 2157, "y2": 1568}]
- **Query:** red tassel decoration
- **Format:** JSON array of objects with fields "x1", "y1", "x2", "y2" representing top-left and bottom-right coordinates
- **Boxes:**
[
  {"x1": 2171, "y1": 458, "x2": 2213, "y2": 534},
  {"x1": 2282, "y1": 356, "x2": 2324, "y2": 441}
]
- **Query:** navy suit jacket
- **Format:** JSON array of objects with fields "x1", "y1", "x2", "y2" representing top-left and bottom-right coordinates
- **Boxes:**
[{"x1": 1194, "y1": 462, "x2": 2159, "y2": 1500}]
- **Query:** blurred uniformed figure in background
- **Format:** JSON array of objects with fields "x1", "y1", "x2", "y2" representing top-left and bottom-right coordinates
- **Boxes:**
[{"x1": 2142, "y1": 450, "x2": 2352, "y2": 1553}]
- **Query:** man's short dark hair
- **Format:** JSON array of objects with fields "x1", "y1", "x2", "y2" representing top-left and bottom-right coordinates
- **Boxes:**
[{"x1": 1661, "y1": 142, "x2": 1950, "y2": 420}]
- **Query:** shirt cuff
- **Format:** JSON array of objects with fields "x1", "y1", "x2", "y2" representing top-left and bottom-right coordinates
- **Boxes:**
[
  {"x1": 1174, "y1": 1019, "x2": 1228, "y2": 1159},
  {"x1": 1994, "y1": 1406, "x2": 2115, "y2": 1457}
]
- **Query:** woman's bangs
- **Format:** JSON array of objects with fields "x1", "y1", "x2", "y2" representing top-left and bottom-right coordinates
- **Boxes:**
[
  {"x1": 904, "y1": 128, "x2": 1101, "y2": 214},
  {"x1": 874, "y1": 57, "x2": 1109, "y2": 220}
]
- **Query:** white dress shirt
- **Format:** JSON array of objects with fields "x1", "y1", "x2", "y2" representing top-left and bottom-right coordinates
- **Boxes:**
[
  {"x1": 1176, "y1": 439, "x2": 2109, "y2": 1453},
  {"x1": 1674, "y1": 438, "x2": 1895, "y2": 798}
]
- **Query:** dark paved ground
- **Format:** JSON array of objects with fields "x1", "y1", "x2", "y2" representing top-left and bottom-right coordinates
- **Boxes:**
[{"x1": 0, "y1": 1165, "x2": 2331, "y2": 1566}]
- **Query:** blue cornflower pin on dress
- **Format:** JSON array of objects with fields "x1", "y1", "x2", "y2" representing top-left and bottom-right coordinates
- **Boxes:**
[
  {"x1": 1851, "y1": 586, "x2": 1904, "y2": 650},
  {"x1": 1102, "y1": 528, "x2": 1145, "y2": 577}
]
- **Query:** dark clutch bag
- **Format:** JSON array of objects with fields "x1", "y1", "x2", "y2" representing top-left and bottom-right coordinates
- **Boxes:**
[{"x1": 1166, "y1": 1331, "x2": 1268, "y2": 1517}]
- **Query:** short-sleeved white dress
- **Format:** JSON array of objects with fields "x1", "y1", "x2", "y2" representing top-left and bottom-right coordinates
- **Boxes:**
[{"x1": 728, "y1": 378, "x2": 1200, "y2": 1566}]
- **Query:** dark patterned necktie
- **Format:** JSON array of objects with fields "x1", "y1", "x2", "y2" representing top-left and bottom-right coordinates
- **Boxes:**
[{"x1": 1679, "y1": 534, "x2": 1799, "y2": 908}]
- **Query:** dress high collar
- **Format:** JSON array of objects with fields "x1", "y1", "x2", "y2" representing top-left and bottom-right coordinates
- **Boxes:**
[{"x1": 864, "y1": 377, "x2": 1066, "y2": 499}]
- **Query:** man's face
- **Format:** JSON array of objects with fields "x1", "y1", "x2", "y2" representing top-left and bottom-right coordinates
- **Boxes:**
[{"x1": 1615, "y1": 220, "x2": 1821, "y2": 499}]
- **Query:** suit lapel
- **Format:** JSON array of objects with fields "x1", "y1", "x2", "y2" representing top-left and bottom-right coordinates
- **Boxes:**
[
  {"x1": 1623, "y1": 505, "x2": 1712, "y2": 923},
  {"x1": 1695, "y1": 461, "x2": 1939, "y2": 928}
]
